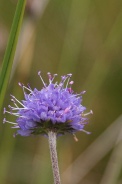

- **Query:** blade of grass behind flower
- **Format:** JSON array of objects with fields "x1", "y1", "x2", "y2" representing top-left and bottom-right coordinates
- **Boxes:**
[
  {"x1": 0, "y1": 0, "x2": 26, "y2": 111},
  {"x1": 100, "y1": 128, "x2": 122, "y2": 184},
  {"x1": 62, "y1": 115, "x2": 122, "y2": 184},
  {"x1": 57, "y1": 0, "x2": 90, "y2": 75},
  {"x1": 82, "y1": 9, "x2": 122, "y2": 106}
]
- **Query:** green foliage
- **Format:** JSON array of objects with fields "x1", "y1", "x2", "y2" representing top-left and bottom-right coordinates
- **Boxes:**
[{"x1": 0, "y1": 0, "x2": 26, "y2": 110}]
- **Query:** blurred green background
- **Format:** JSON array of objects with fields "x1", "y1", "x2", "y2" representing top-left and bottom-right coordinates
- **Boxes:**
[{"x1": 0, "y1": 0, "x2": 122, "y2": 184}]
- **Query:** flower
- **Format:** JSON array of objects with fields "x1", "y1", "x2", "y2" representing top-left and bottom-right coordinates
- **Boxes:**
[{"x1": 3, "y1": 72, "x2": 92, "y2": 137}]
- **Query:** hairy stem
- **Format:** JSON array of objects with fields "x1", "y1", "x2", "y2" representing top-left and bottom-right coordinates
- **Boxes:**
[{"x1": 48, "y1": 131, "x2": 61, "y2": 184}]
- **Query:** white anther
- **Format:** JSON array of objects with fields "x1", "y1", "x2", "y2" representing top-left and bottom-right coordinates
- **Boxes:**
[{"x1": 38, "y1": 71, "x2": 46, "y2": 87}]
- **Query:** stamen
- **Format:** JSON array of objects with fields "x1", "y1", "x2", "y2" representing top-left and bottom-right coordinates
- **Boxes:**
[
  {"x1": 47, "y1": 73, "x2": 57, "y2": 83},
  {"x1": 10, "y1": 95, "x2": 25, "y2": 107},
  {"x1": 51, "y1": 74, "x2": 57, "y2": 83},
  {"x1": 8, "y1": 105, "x2": 12, "y2": 109},
  {"x1": 38, "y1": 71, "x2": 46, "y2": 87},
  {"x1": 81, "y1": 90, "x2": 86, "y2": 94},
  {"x1": 81, "y1": 129, "x2": 91, "y2": 134},
  {"x1": 69, "y1": 81, "x2": 74, "y2": 85},
  {"x1": 54, "y1": 82, "x2": 58, "y2": 87},
  {"x1": 61, "y1": 76, "x2": 66, "y2": 81},
  {"x1": 73, "y1": 134, "x2": 78, "y2": 142},
  {"x1": 71, "y1": 93, "x2": 82, "y2": 98},
  {"x1": 47, "y1": 72, "x2": 52, "y2": 83},
  {"x1": 59, "y1": 75, "x2": 68, "y2": 88},
  {"x1": 12, "y1": 126, "x2": 20, "y2": 129},
  {"x1": 27, "y1": 93, "x2": 33, "y2": 101},
  {"x1": 3, "y1": 108, "x2": 6, "y2": 114},
  {"x1": 11, "y1": 99, "x2": 19, "y2": 108},
  {"x1": 3, "y1": 118, "x2": 6, "y2": 124},
  {"x1": 66, "y1": 74, "x2": 72, "y2": 88},
  {"x1": 68, "y1": 88, "x2": 73, "y2": 93},
  {"x1": 8, "y1": 105, "x2": 27, "y2": 111},
  {"x1": 3, "y1": 118, "x2": 17, "y2": 125},
  {"x1": 27, "y1": 83, "x2": 32, "y2": 90},
  {"x1": 5, "y1": 109, "x2": 20, "y2": 117},
  {"x1": 67, "y1": 73, "x2": 72, "y2": 77},
  {"x1": 18, "y1": 82, "x2": 23, "y2": 87},
  {"x1": 19, "y1": 82, "x2": 32, "y2": 94},
  {"x1": 82, "y1": 110, "x2": 93, "y2": 116}
]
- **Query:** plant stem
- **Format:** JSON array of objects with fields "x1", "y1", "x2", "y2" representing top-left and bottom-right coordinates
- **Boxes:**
[{"x1": 48, "y1": 131, "x2": 61, "y2": 184}]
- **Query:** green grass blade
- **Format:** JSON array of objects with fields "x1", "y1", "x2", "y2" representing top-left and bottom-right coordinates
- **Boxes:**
[{"x1": 0, "y1": 0, "x2": 26, "y2": 110}]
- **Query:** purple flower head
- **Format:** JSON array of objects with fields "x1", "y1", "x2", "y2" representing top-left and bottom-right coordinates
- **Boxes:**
[{"x1": 3, "y1": 72, "x2": 92, "y2": 138}]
